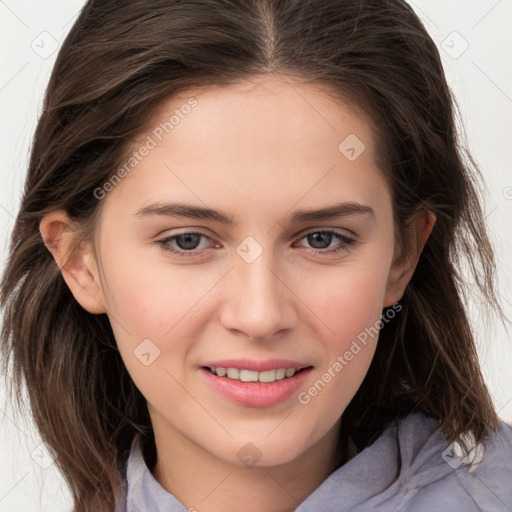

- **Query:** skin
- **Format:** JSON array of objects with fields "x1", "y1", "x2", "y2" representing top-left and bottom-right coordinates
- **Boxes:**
[{"x1": 40, "y1": 74, "x2": 435, "y2": 512}]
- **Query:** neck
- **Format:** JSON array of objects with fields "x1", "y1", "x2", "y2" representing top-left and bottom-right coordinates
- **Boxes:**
[{"x1": 150, "y1": 418, "x2": 342, "y2": 512}]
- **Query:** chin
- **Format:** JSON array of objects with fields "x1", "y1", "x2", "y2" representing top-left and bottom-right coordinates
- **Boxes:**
[{"x1": 219, "y1": 437, "x2": 310, "y2": 469}]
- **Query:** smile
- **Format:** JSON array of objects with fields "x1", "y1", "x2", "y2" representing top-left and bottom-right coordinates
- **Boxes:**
[
  {"x1": 200, "y1": 366, "x2": 313, "y2": 407},
  {"x1": 204, "y1": 366, "x2": 303, "y2": 382}
]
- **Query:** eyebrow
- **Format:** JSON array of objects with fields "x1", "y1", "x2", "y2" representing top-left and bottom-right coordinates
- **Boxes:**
[{"x1": 134, "y1": 201, "x2": 375, "y2": 224}]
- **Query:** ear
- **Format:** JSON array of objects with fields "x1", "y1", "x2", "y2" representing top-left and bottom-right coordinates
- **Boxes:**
[
  {"x1": 39, "y1": 210, "x2": 107, "y2": 314},
  {"x1": 384, "y1": 210, "x2": 436, "y2": 307}
]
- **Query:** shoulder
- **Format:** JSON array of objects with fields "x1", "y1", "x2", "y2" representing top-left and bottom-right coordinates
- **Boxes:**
[{"x1": 392, "y1": 413, "x2": 512, "y2": 511}]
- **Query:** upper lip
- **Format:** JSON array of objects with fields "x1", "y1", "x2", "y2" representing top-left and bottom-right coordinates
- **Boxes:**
[{"x1": 201, "y1": 358, "x2": 313, "y2": 372}]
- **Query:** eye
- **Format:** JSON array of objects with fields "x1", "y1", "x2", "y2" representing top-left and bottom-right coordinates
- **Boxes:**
[
  {"x1": 155, "y1": 229, "x2": 356, "y2": 259},
  {"x1": 294, "y1": 229, "x2": 356, "y2": 255},
  {"x1": 155, "y1": 231, "x2": 218, "y2": 257}
]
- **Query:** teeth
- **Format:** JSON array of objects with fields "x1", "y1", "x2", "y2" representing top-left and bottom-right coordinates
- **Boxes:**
[
  {"x1": 226, "y1": 368, "x2": 240, "y2": 379},
  {"x1": 275, "y1": 368, "x2": 286, "y2": 380},
  {"x1": 285, "y1": 368, "x2": 296, "y2": 377},
  {"x1": 210, "y1": 366, "x2": 299, "y2": 382},
  {"x1": 240, "y1": 369, "x2": 259, "y2": 382},
  {"x1": 258, "y1": 370, "x2": 276, "y2": 383}
]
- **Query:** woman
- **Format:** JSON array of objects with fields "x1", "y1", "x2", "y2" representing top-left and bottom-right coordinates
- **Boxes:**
[{"x1": 1, "y1": 0, "x2": 511, "y2": 510}]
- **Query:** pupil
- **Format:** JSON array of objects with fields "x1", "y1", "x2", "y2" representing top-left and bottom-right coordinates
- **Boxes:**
[
  {"x1": 176, "y1": 233, "x2": 201, "y2": 250},
  {"x1": 308, "y1": 232, "x2": 332, "y2": 249}
]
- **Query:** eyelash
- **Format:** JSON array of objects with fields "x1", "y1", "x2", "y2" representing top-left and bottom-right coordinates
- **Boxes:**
[{"x1": 154, "y1": 229, "x2": 357, "y2": 258}]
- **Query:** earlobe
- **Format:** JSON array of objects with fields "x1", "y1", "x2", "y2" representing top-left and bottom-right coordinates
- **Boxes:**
[
  {"x1": 384, "y1": 210, "x2": 436, "y2": 307},
  {"x1": 39, "y1": 210, "x2": 107, "y2": 314}
]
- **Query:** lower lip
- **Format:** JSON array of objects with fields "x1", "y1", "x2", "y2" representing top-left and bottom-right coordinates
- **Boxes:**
[{"x1": 200, "y1": 367, "x2": 313, "y2": 408}]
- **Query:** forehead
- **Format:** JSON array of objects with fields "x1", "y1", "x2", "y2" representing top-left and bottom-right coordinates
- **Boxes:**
[
  {"x1": 147, "y1": 75, "x2": 375, "y2": 155},
  {"x1": 103, "y1": 74, "x2": 389, "y2": 221}
]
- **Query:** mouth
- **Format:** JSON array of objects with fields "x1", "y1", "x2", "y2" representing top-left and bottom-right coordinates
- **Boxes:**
[
  {"x1": 201, "y1": 365, "x2": 313, "y2": 383},
  {"x1": 199, "y1": 365, "x2": 314, "y2": 407}
]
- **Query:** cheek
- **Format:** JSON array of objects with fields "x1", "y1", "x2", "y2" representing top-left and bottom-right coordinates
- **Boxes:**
[
  {"x1": 100, "y1": 242, "x2": 212, "y2": 337},
  {"x1": 103, "y1": 264, "x2": 197, "y2": 409},
  {"x1": 100, "y1": 247, "x2": 231, "y2": 405},
  {"x1": 303, "y1": 258, "x2": 390, "y2": 344},
  {"x1": 96, "y1": 250, "x2": 194, "y2": 389},
  {"x1": 294, "y1": 260, "x2": 390, "y2": 413}
]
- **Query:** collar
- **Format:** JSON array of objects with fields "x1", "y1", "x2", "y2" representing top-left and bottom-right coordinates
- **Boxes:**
[{"x1": 123, "y1": 413, "x2": 452, "y2": 511}]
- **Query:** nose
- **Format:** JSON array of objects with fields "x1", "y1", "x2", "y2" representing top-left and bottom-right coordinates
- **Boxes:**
[{"x1": 219, "y1": 248, "x2": 297, "y2": 341}]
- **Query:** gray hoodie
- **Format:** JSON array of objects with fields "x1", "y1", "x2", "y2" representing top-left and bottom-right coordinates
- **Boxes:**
[{"x1": 117, "y1": 412, "x2": 512, "y2": 511}]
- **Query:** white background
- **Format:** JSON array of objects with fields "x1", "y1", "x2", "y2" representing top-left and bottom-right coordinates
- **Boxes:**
[{"x1": 1, "y1": 1, "x2": 511, "y2": 510}]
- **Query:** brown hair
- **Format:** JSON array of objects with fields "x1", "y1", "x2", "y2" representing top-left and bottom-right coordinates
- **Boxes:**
[{"x1": 1, "y1": 0, "x2": 503, "y2": 510}]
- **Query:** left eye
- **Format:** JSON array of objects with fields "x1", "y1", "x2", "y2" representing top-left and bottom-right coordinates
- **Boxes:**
[
  {"x1": 155, "y1": 229, "x2": 355, "y2": 257},
  {"x1": 295, "y1": 230, "x2": 355, "y2": 253}
]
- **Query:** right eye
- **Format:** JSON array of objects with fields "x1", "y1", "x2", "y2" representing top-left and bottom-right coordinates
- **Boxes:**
[{"x1": 155, "y1": 231, "x2": 220, "y2": 258}]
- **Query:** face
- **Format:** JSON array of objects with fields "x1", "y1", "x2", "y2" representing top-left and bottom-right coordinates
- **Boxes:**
[{"x1": 45, "y1": 74, "x2": 423, "y2": 468}]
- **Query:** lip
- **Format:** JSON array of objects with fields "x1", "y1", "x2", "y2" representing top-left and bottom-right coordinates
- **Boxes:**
[
  {"x1": 200, "y1": 366, "x2": 313, "y2": 408},
  {"x1": 201, "y1": 358, "x2": 311, "y2": 372}
]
